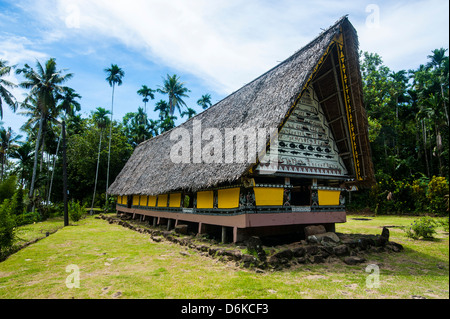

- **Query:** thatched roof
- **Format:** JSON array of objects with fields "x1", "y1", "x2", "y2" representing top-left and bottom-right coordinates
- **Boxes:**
[{"x1": 108, "y1": 16, "x2": 374, "y2": 196}]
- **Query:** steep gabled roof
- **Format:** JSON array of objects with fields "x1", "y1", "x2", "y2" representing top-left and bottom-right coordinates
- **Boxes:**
[{"x1": 108, "y1": 16, "x2": 374, "y2": 196}]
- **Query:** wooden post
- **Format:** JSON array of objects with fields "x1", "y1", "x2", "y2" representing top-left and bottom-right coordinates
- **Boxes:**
[
  {"x1": 167, "y1": 219, "x2": 172, "y2": 231},
  {"x1": 153, "y1": 217, "x2": 157, "y2": 227}
]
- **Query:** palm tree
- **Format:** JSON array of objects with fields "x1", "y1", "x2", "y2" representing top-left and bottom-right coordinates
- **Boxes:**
[
  {"x1": 16, "y1": 58, "x2": 73, "y2": 200},
  {"x1": 426, "y1": 48, "x2": 448, "y2": 70},
  {"x1": 197, "y1": 94, "x2": 212, "y2": 110},
  {"x1": 426, "y1": 48, "x2": 449, "y2": 127},
  {"x1": 46, "y1": 87, "x2": 81, "y2": 205},
  {"x1": 137, "y1": 85, "x2": 155, "y2": 114},
  {"x1": 104, "y1": 64, "x2": 124, "y2": 201},
  {"x1": 157, "y1": 74, "x2": 190, "y2": 116},
  {"x1": 57, "y1": 87, "x2": 81, "y2": 116},
  {"x1": 180, "y1": 107, "x2": 197, "y2": 119},
  {"x1": 159, "y1": 115, "x2": 177, "y2": 133},
  {"x1": 154, "y1": 100, "x2": 170, "y2": 121},
  {"x1": 0, "y1": 126, "x2": 22, "y2": 180},
  {"x1": 90, "y1": 107, "x2": 111, "y2": 213},
  {"x1": 0, "y1": 60, "x2": 17, "y2": 119},
  {"x1": 10, "y1": 141, "x2": 33, "y2": 187}
]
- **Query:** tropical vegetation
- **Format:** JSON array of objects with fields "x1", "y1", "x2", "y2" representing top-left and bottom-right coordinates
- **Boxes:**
[{"x1": 0, "y1": 47, "x2": 448, "y2": 256}]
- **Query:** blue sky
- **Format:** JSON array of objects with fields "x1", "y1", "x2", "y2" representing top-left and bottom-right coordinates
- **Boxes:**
[{"x1": 1, "y1": 0, "x2": 449, "y2": 138}]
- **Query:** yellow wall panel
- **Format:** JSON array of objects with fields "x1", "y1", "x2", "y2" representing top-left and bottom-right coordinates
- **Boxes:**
[
  {"x1": 157, "y1": 194, "x2": 168, "y2": 207},
  {"x1": 254, "y1": 187, "x2": 284, "y2": 206},
  {"x1": 139, "y1": 195, "x2": 147, "y2": 206},
  {"x1": 169, "y1": 193, "x2": 182, "y2": 207},
  {"x1": 197, "y1": 191, "x2": 213, "y2": 209},
  {"x1": 218, "y1": 188, "x2": 240, "y2": 209},
  {"x1": 132, "y1": 195, "x2": 140, "y2": 206},
  {"x1": 318, "y1": 190, "x2": 340, "y2": 206},
  {"x1": 147, "y1": 195, "x2": 157, "y2": 207}
]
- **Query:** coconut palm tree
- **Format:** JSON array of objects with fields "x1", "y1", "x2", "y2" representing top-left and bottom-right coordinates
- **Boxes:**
[
  {"x1": 90, "y1": 107, "x2": 111, "y2": 213},
  {"x1": 46, "y1": 87, "x2": 81, "y2": 205},
  {"x1": 104, "y1": 64, "x2": 124, "y2": 201},
  {"x1": 10, "y1": 141, "x2": 33, "y2": 187},
  {"x1": 157, "y1": 74, "x2": 190, "y2": 116},
  {"x1": 154, "y1": 99, "x2": 170, "y2": 121},
  {"x1": 137, "y1": 85, "x2": 155, "y2": 114},
  {"x1": 0, "y1": 60, "x2": 17, "y2": 119},
  {"x1": 16, "y1": 58, "x2": 73, "y2": 200},
  {"x1": 180, "y1": 107, "x2": 197, "y2": 119},
  {"x1": 0, "y1": 126, "x2": 22, "y2": 180},
  {"x1": 197, "y1": 94, "x2": 212, "y2": 110}
]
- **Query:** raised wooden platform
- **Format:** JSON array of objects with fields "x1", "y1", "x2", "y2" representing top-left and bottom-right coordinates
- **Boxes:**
[{"x1": 116, "y1": 205, "x2": 346, "y2": 243}]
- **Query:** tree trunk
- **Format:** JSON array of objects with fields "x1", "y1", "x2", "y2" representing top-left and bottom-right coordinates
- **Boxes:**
[
  {"x1": 106, "y1": 84, "x2": 115, "y2": 203},
  {"x1": 29, "y1": 113, "x2": 45, "y2": 200},
  {"x1": 47, "y1": 131, "x2": 62, "y2": 205},
  {"x1": 62, "y1": 120, "x2": 68, "y2": 227},
  {"x1": 91, "y1": 129, "x2": 103, "y2": 214}
]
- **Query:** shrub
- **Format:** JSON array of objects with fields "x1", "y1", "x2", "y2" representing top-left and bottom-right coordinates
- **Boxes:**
[
  {"x1": 69, "y1": 200, "x2": 86, "y2": 222},
  {"x1": 403, "y1": 216, "x2": 437, "y2": 240},
  {"x1": 426, "y1": 176, "x2": 449, "y2": 216},
  {"x1": 0, "y1": 175, "x2": 17, "y2": 203},
  {"x1": 411, "y1": 176, "x2": 429, "y2": 213},
  {"x1": 437, "y1": 217, "x2": 449, "y2": 232},
  {"x1": 0, "y1": 199, "x2": 17, "y2": 258},
  {"x1": 15, "y1": 211, "x2": 40, "y2": 227}
]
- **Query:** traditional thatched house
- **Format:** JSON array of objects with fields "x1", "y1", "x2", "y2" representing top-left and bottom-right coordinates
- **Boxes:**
[{"x1": 108, "y1": 16, "x2": 375, "y2": 243}]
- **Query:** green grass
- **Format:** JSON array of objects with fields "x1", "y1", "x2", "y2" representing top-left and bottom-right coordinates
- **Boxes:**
[{"x1": 0, "y1": 214, "x2": 448, "y2": 299}]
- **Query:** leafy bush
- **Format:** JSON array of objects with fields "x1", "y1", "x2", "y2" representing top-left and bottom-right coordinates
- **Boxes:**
[
  {"x1": 102, "y1": 196, "x2": 116, "y2": 214},
  {"x1": 0, "y1": 199, "x2": 17, "y2": 258},
  {"x1": 403, "y1": 216, "x2": 437, "y2": 240},
  {"x1": 15, "y1": 211, "x2": 40, "y2": 227},
  {"x1": 0, "y1": 175, "x2": 17, "y2": 203},
  {"x1": 69, "y1": 200, "x2": 86, "y2": 222},
  {"x1": 426, "y1": 176, "x2": 449, "y2": 216},
  {"x1": 350, "y1": 175, "x2": 449, "y2": 216},
  {"x1": 437, "y1": 217, "x2": 449, "y2": 232}
]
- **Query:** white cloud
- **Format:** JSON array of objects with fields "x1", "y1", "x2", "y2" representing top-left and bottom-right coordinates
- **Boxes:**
[
  {"x1": 357, "y1": 0, "x2": 449, "y2": 70},
  {"x1": 4, "y1": 0, "x2": 450, "y2": 96}
]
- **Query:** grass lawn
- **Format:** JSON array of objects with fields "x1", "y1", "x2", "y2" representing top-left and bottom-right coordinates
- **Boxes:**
[{"x1": 0, "y1": 214, "x2": 448, "y2": 299}]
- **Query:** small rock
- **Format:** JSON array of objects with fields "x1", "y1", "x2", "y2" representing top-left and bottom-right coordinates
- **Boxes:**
[
  {"x1": 311, "y1": 255, "x2": 325, "y2": 263},
  {"x1": 241, "y1": 254, "x2": 257, "y2": 263},
  {"x1": 333, "y1": 244, "x2": 350, "y2": 256},
  {"x1": 305, "y1": 245, "x2": 320, "y2": 255},
  {"x1": 245, "y1": 236, "x2": 263, "y2": 251},
  {"x1": 208, "y1": 247, "x2": 218, "y2": 256},
  {"x1": 292, "y1": 247, "x2": 306, "y2": 257},
  {"x1": 272, "y1": 249, "x2": 293, "y2": 260},
  {"x1": 179, "y1": 251, "x2": 190, "y2": 257},
  {"x1": 386, "y1": 242, "x2": 403, "y2": 252},
  {"x1": 411, "y1": 295, "x2": 426, "y2": 299},
  {"x1": 151, "y1": 236, "x2": 162, "y2": 242},
  {"x1": 112, "y1": 291, "x2": 122, "y2": 298},
  {"x1": 304, "y1": 225, "x2": 326, "y2": 238}
]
